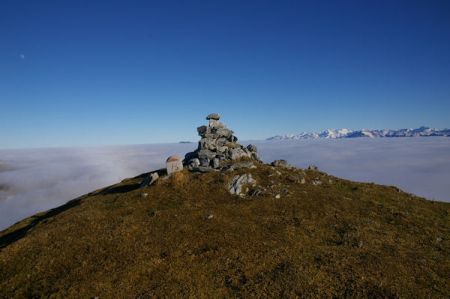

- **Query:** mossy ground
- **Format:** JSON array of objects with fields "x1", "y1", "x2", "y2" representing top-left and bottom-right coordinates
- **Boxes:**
[{"x1": 0, "y1": 164, "x2": 449, "y2": 298}]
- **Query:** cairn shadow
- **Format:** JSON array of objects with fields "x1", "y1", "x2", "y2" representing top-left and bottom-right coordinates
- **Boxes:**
[
  {"x1": 0, "y1": 197, "x2": 82, "y2": 249},
  {"x1": 99, "y1": 168, "x2": 166, "y2": 195},
  {"x1": 100, "y1": 183, "x2": 142, "y2": 194}
]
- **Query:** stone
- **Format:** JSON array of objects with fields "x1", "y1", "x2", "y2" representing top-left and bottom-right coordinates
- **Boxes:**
[
  {"x1": 140, "y1": 172, "x2": 159, "y2": 187},
  {"x1": 216, "y1": 138, "x2": 227, "y2": 146},
  {"x1": 213, "y1": 128, "x2": 232, "y2": 138},
  {"x1": 216, "y1": 146, "x2": 228, "y2": 153},
  {"x1": 197, "y1": 125, "x2": 208, "y2": 136},
  {"x1": 230, "y1": 148, "x2": 250, "y2": 160},
  {"x1": 312, "y1": 179, "x2": 322, "y2": 185},
  {"x1": 166, "y1": 156, "x2": 183, "y2": 175},
  {"x1": 228, "y1": 174, "x2": 256, "y2": 196},
  {"x1": 275, "y1": 194, "x2": 281, "y2": 199},
  {"x1": 247, "y1": 144, "x2": 257, "y2": 152},
  {"x1": 206, "y1": 113, "x2": 220, "y2": 120},
  {"x1": 249, "y1": 187, "x2": 264, "y2": 197},
  {"x1": 199, "y1": 158, "x2": 210, "y2": 167},
  {"x1": 251, "y1": 152, "x2": 260, "y2": 161},
  {"x1": 198, "y1": 149, "x2": 216, "y2": 160},
  {"x1": 184, "y1": 151, "x2": 197, "y2": 162},
  {"x1": 271, "y1": 159, "x2": 289, "y2": 168},
  {"x1": 189, "y1": 158, "x2": 200, "y2": 168},
  {"x1": 199, "y1": 138, "x2": 217, "y2": 151},
  {"x1": 212, "y1": 158, "x2": 220, "y2": 169},
  {"x1": 150, "y1": 172, "x2": 159, "y2": 184}
]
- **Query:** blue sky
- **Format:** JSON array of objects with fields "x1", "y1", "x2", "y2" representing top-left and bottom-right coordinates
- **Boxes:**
[{"x1": 1, "y1": 0, "x2": 450, "y2": 148}]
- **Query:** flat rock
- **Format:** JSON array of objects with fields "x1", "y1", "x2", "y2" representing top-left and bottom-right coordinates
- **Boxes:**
[
  {"x1": 227, "y1": 161, "x2": 256, "y2": 171},
  {"x1": 191, "y1": 166, "x2": 218, "y2": 173},
  {"x1": 206, "y1": 113, "x2": 220, "y2": 120}
]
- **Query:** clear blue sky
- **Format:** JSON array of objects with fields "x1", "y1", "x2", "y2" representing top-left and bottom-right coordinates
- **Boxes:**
[{"x1": 1, "y1": 0, "x2": 449, "y2": 148}]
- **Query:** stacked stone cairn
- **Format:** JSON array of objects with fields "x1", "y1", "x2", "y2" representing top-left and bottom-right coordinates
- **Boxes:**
[{"x1": 185, "y1": 113, "x2": 260, "y2": 172}]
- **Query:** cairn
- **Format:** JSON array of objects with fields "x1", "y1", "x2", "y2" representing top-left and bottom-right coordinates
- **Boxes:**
[{"x1": 185, "y1": 113, "x2": 259, "y2": 171}]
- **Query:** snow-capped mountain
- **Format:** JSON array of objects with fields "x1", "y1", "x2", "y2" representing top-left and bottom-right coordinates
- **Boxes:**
[{"x1": 267, "y1": 126, "x2": 450, "y2": 140}]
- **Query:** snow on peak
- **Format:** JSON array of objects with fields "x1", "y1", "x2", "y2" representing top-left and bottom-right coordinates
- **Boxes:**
[{"x1": 267, "y1": 127, "x2": 450, "y2": 140}]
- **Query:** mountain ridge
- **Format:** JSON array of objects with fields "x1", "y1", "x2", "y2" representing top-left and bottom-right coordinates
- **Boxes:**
[
  {"x1": 1, "y1": 164, "x2": 449, "y2": 297},
  {"x1": 267, "y1": 126, "x2": 450, "y2": 140}
]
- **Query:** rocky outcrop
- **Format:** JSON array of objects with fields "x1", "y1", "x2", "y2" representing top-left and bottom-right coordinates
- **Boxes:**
[{"x1": 185, "y1": 113, "x2": 260, "y2": 171}]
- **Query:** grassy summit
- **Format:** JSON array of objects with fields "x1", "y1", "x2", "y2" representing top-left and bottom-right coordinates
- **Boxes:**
[{"x1": 0, "y1": 163, "x2": 449, "y2": 298}]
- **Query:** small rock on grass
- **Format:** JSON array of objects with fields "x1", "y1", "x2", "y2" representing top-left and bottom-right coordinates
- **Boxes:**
[
  {"x1": 271, "y1": 159, "x2": 290, "y2": 168},
  {"x1": 141, "y1": 172, "x2": 159, "y2": 187}
]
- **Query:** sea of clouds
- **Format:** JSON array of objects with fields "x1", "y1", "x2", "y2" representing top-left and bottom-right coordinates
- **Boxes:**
[{"x1": 1, "y1": 137, "x2": 450, "y2": 230}]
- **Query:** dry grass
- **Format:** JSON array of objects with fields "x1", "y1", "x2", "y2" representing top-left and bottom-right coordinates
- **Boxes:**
[{"x1": 0, "y1": 163, "x2": 449, "y2": 298}]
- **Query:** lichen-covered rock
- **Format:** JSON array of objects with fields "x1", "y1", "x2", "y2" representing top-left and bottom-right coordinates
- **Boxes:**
[{"x1": 228, "y1": 174, "x2": 256, "y2": 196}]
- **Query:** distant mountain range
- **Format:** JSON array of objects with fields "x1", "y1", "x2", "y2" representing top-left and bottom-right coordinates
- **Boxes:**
[{"x1": 267, "y1": 126, "x2": 450, "y2": 140}]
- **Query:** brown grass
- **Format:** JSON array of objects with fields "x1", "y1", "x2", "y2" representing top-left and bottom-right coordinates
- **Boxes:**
[{"x1": 0, "y1": 164, "x2": 449, "y2": 298}]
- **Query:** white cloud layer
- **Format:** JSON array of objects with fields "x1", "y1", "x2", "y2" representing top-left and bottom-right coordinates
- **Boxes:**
[{"x1": 1, "y1": 138, "x2": 449, "y2": 230}]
